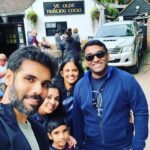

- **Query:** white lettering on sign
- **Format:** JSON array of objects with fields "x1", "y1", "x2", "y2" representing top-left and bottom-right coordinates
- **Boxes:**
[
  {"x1": 47, "y1": 9, "x2": 67, "y2": 14},
  {"x1": 62, "y1": 3, "x2": 75, "y2": 8},
  {"x1": 53, "y1": 4, "x2": 60, "y2": 9},
  {"x1": 68, "y1": 8, "x2": 82, "y2": 13}
]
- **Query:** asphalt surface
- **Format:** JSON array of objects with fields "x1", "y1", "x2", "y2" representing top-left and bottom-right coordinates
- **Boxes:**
[{"x1": 134, "y1": 50, "x2": 150, "y2": 150}]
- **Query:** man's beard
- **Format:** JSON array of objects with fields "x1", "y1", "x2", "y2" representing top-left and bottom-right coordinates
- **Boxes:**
[{"x1": 9, "y1": 84, "x2": 43, "y2": 116}]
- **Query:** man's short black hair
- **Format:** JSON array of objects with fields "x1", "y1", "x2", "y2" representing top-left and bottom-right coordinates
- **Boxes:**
[
  {"x1": 82, "y1": 40, "x2": 108, "y2": 53},
  {"x1": 7, "y1": 46, "x2": 56, "y2": 78}
]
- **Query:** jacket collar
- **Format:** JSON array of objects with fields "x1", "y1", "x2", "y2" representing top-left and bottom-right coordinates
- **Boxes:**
[{"x1": 84, "y1": 66, "x2": 113, "y2": 81}]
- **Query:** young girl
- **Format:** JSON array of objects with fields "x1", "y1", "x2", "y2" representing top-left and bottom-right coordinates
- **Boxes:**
[
  {"x1": 47, "y1": 115, "x2": 73, "y2": 150},
  {"x1": 53, "y1": 54, "x2": 84, "y2": 134}
]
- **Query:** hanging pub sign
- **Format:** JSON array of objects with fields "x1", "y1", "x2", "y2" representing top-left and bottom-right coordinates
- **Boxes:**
[{"x1": 43, "y1": 1, "x2": 84, "y2": 15}]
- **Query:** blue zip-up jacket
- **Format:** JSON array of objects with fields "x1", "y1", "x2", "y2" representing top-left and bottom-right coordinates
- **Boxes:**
[
  {"x1": 0, "y1": 103, "x2": 49, "y2": 150},
  {"x1": 73, "y1": 67, "x2": 148, "y2": 150}
]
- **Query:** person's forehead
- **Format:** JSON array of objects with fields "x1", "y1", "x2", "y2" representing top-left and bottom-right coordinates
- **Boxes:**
[
  {"x1": 52, "y1": 125, "x2": 68, "y2": 132},
  {"x1": 85, "y1": 45, "x2": 104, "y2": 53},
  {"x1": 62, "y1": 62, "x2": 78, "y2": 71},
  {"x1": 47, "y1": 88, "x2": 59, "y2": 96},
  {"x1": 48, "y1": 88, "x2": 59, "y2": 92},
  {"x1": 17, "y1": 60, "x2": 51, "y2": 79}
]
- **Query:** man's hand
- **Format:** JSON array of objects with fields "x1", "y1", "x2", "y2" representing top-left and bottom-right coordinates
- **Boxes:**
[{"x1": 67, "y1": 135, "x2": 77, "y2": 148}]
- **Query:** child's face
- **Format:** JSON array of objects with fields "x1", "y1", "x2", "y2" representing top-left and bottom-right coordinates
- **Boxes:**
[
  {"x1": 48, "y1": 125, "x2": 70, "y2": 149},
  {"x1": 39, "y1": 88, "x2": 60, "y2": 115}
]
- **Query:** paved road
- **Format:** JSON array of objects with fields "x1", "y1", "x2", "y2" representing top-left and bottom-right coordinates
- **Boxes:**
[{"x1": 134, "y1": 50, "x2": 150, "y2": 150}]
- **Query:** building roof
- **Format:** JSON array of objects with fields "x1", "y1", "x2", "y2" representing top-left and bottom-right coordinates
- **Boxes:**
[
  {"x1": 120, "y1": 0, "x2": 150, "y2": 17},
  {"x1": 0, "y1": 0, "x2": 35, "y2": 16},
  {"x1": 105, "y1": 3, "x2": 127, "y2": 9}
]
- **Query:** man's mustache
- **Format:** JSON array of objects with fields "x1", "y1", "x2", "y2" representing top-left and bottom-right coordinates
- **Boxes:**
[{"x1": 24, "y1": 95, "x2": 43, "y2": 102}]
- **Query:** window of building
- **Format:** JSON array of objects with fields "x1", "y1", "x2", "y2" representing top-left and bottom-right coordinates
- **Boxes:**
[
  {"x1": 5, "y1": 26, "x2": 17, "y2": 44},
  {"x1": 45, "y1": 22, "x2": 67, "y2": 36},
  {"x1": 8, "y1": 15, "x2": 24, "y2": 23}
]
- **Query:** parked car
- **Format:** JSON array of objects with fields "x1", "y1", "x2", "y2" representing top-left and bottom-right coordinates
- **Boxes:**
[{"x1": 94, "y1": 20, "x2": 143, "y2": 73}]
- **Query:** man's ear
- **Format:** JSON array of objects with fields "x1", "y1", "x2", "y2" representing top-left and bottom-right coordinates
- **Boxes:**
[
  {"x1": 47, "y1": 132, "x2": 53, "y2": 140},
  {"x1": 5, "y1": 69, "x2": 14, "y2": 86}
]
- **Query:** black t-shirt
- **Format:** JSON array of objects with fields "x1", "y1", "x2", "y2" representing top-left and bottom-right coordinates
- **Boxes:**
[{"x1": 90, "y1": 73, "x2": 108, "y2": 119}]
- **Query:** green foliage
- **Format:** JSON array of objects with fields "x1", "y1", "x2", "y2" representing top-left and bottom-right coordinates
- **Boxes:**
[
  {"x1": 97, "y1": 0, "x2": 115, "y2": 3},
  {"x1": 106, "y1": 5, "x2": 119, "y2": 19},
  {"x1": 97, "y1": 0, "x2": 128, "y2": 4},
  {"x1": 90, "y1": 7, "x2": 100, "y2": 21},
  {"x1": 27, "y1": 10, "x2": 38, "y2": 25},
  {"x1": 96, "y1": 0, "x2": 128, "y2": 20},
  {"x1": 119, "y1": 0, "x2": 125, "y2": 4}
]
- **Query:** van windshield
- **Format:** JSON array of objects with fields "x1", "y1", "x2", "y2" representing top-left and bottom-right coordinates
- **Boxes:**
[{"x1": 95, "y1": 24, "x2": 134, "y2": 38}]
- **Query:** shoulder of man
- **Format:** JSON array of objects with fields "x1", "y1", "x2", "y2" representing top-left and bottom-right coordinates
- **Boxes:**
[{"x1": 74, "y1": 73, "x2": 89, "y2": 92}]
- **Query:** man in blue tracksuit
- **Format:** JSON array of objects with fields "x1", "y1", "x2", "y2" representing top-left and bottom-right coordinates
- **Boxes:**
[{"x1": 73, "y1": 40, "x2": 148, "y2": 150}]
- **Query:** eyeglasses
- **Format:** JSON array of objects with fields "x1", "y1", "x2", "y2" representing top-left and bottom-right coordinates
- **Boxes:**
[
  {"x1": 0, "y1": 58, "x2": 7, "y2": 61},
  {"x1": 85, "y1": 51, "x2": 106, "y2": 61}
]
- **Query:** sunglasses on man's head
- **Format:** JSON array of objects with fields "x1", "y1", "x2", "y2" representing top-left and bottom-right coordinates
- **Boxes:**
[{"x1": 85, "y1": 51, "x2": 106, "y2": 61}]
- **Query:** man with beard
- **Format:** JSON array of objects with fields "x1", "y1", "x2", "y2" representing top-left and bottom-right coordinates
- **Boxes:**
[
  {"x1": 0, "y1": 46, "x2": 56, "y2": 150},
  {"x1": 73, "y1": 40, "x2": 148, "y2": 150}
]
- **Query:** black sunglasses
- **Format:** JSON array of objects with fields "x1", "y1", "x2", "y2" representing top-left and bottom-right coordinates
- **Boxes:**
[{"x1": 85, "y1": 51, "x2": 106, "y2": 61}]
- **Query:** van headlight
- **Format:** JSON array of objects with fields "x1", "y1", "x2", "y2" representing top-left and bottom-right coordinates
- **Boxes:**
[{"x1": 121, "y1": 45, "x2": 134, "y2": 52}]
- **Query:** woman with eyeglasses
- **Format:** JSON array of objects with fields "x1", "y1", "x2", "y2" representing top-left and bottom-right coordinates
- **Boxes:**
[
  {"x1": 0, "y1": 53, "x2": 7, "y2": 80},
  {"x1": 53, "y1": 53, "x2": 84, "y2": 135},
  {"x1": 0, "y1": 53, "x2": 7, "y2": 95}
]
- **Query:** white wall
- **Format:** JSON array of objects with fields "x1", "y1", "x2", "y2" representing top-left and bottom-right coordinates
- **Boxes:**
[{"x1": 24, "y1": 0, "x2": 105, "y2": 44}]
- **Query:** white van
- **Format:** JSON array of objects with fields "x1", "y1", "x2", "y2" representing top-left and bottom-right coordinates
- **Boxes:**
[{"x1": 94, "y1": 21, "x2": 143, "y2": 73}]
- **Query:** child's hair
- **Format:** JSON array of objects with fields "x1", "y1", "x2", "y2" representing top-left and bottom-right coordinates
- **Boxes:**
[{"x1": 47, "y1": 115, "x2": 69, "y2": 134}]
